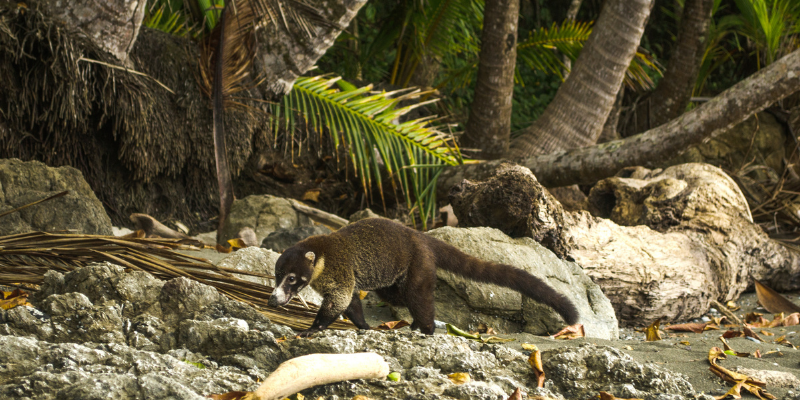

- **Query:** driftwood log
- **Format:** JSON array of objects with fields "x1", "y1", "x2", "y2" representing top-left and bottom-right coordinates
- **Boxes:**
[{"x1": 448, "y1": 163, "x2": 800, "y2": 325}]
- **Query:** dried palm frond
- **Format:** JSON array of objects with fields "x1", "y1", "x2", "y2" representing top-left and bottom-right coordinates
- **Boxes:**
[{"x1": 0, "y1": 231, "x2": 354, "y2": 331}]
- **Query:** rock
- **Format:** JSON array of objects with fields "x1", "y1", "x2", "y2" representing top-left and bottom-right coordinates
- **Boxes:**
[
  {"x1": 389, "y1": 226, "x2": 619, "y2": 340},
  {"x1": 574, "y1": 163, "x2": 784, "y2": 325},
  {"x1": 735, "y1": 367, "x2": 800, "y2": 388},
  {"x1": 217, "y1": 247, "x2": 325, "y2": 305},
  {"x1": 349, "y1": 208, "x2": 382, "y2": 222},
  {"x1": 0, "y1": 158, "x2": 112, "y2": 235},
  {"x1": 448, "y1": 163, "x2": 570, "y2": 259},
  {"x1": 260, "y1": 225, "x2": 332, "y2": 253},
  {"x1": 219, "y1": 195, "x2": 317, "y2": 246},
  {"x1": 542, "y1": 344, "x2": 696, "y2": 400}
]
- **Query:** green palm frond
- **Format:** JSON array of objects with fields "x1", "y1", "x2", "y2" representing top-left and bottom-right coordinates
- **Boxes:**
[
  {"x1": 274, "y1": 75, "x2": 466, "y2": 228},
  {"x1": 516, "y1": 20, "x2": 591, "y2": 78},
  {"x1": 143, "y1": 0, "x2": 197, "y2": 37},
  {"x1": 731, "y1": 0, "x2": 800, "y2": 68}
]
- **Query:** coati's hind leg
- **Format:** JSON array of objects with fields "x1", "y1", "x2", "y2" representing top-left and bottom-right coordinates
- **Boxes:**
[
  {"x1": 343, "y1": 292, "x2": 371, "y2": 330},
  {"x1": 404, "y1": 259, "x2": 437, "y2": 334}
]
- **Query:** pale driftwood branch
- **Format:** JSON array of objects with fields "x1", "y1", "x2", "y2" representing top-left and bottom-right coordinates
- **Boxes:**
[
  {"x1": 130, "y1": 213, "x2": 190, "y2": 239},
  {"x1": 711, "y1": 299, "x2": 743, "y2": 325},
  {"x1": 287, "y1": 198, "x2": 349, "y2": 229},
  {"x1": 247, "y1": 353, "x2": 390, "y2": 400}
]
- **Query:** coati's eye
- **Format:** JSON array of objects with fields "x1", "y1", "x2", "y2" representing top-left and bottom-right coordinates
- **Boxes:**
[{"x1": 288, "y1": 276, "x2": 296, "y2": 284}]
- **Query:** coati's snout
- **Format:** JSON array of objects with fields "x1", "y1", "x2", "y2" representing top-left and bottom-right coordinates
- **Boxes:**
[{"x1": 268, "y1": 249, "x2": 318, "y2": 308}]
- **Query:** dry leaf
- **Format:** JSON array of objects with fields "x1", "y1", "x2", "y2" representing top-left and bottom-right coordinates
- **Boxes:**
[
  {"x1": 215, "y1": 244, "x2": 233, "y2": 253},
  {"x1": 227, "y1": 238, "x2": 247, "y2": 249},
  {"x1": 754, "y1": 349, "x2": 761, "y2": 358},
  {"x1": 774, "y1": 335, "x2": 794, "y2": 348},
  {"x1": 745, "y1": 312, "x2": 769, "y2": 327},
  {"x1": 358, "y1": 291, "x2": 369, "y2": 300},
  {"x1": 680, "y1": 341, "x2": 691, "y2": 346},
  {"x1": 521, "y1": 343, "x2": 538, "y2": 351},
  {"x1": 527, "y1": 348, "x2": 545, "y2": 388},
  {"x1": 781, "y1": 312, "x2": 800, "y2": 326},
  {"x1": 447, "y1": 372, "x2": 471, "y2": 385},
  {"x1": 507, "y1": 388, "x2": 525, "y2": 400},
  {"x1": 645, "y1": 320, "x2": 662, "y2": 342},
  {"x1": 754, "y1": 279, "x2": 800, "y2": 314},
  {"x1": 553, "y1": 324, "x2": 585, "y2": 340},
  {"x1": 207, "y1": 391, "x2": 250, "y2": 400},
  {"x1": 665, "y1": 322, "x2": 707, "y2": 333},
  {"x1": 743, "y1": 324, "x2": 764, "y2": 342},
  {"x1": 0, "y1": 289, "x2": 32, "y2": 310},
  {"x1": 482, "y1": 336, "x2": 515, "y2": 344},
  {"x1": 373, "y1": 320, "x2": 410, "y2": 331},
  {"x1": 722, "y1": 329, "x2": 744, "y2": 339},
  {"x1": 759, "y1": 330, "x2": 774, "y2": 336},
  {"x1": 708, "y1": 346, "x2": 775, "y2": 399},
  {"x1": 714, "y1": 379, "x2": 745, "y2": 400},
  {"x1": 302, "y1": 189, "x2": 321, "y2": 202},
  {"x1": 726, "y1": 301, "x2": 740, "y2": 311}
]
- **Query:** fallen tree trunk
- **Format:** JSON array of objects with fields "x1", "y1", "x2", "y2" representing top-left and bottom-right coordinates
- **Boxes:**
[{"x1": 437, "y1": 49, "x2": 800, "y2": 195}]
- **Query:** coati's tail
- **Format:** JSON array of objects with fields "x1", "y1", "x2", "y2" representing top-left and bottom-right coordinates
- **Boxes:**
[{"x1": 432, "y1": 239, "x2": 579, "y2": 325}]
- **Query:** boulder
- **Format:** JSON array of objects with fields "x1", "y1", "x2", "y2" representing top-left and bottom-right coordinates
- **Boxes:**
[
  {"x1": 0, "y1": 158, "x2": 112, "y2": 236},
  {"x1": 260, "y1": 225, "x2": 332, "y2": 253},
  {"x1": 390, "y1": 226, "x2": 619, "y2": 340},
  {"x1": 218, "y1": 195, "x2": 317, "y2": 245}
]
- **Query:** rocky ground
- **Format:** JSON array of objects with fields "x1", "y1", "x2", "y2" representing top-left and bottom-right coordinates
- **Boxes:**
[{"x1": 1, "y1": 256, "x2": 799, "y2": 400}]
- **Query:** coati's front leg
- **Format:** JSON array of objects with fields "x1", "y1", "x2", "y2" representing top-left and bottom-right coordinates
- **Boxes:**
[
  {"x1": 343, "y1": 292, "x2": 371, "y2": 330},
  {"x1": 297, "y1": 291, "x2": 352, "y2": 337}
]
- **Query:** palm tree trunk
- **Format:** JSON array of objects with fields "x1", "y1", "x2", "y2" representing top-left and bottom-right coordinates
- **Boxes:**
[
  {"x1": 460, "y1": 0, "x2": 520, "y2": 159},
  {"x1": 562, "y1": 0, "x2": 583, "y2": 79},
  {"x1": 648, "y1": 0, "x2": 714, "y2": 128},
  {"x1": 437, "y1": 49, "x2": 800, "y2": 192},
  {"x1": 508, "y1": 0, "x2": 654, "y2": 157}
]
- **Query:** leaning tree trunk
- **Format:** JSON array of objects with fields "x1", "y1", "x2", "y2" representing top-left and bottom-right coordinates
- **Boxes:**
[
  {"x1": 460, "y1": 0, "x2": 520, "y2": 159},
  {"x1": 561, "y1": 0, "x2": 583, "y2": 79},
  {"x1": 437, "y1": 48, "x2": 800, "y2": 196},
  {"x1": 507, "y1": 0, "x2": 653, "y2": 157},
  {"x1": 646, "y1": 0, "x2": 713, "y2": 129},
  {"x1": 42, "y1": 0, "x2": 146, "y2": 63}
]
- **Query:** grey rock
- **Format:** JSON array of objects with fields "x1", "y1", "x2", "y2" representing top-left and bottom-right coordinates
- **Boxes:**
[
  {"x1": 349, "y1": 208, "x2": 383, "y2": 222},
  {"x1": 219, "y1": 195, "x2": 316, "y2": 245},
  {"x1": 0, "y1": 158, "x2": 112, "y2": 236},
  {"x1": 260, "y1": 224, "x2": 332, "y2": 253},
  {"x1": 542, "y1": 344, "x2": 694, "y2": 400},
  {"x1": 391, "y1": 226, "x2": 618, "y2": 340}
]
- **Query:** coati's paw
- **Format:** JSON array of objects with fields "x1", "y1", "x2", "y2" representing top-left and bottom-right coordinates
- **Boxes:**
[{"x1": 296, "y1": 328, "x2": 322, "y2": 338}]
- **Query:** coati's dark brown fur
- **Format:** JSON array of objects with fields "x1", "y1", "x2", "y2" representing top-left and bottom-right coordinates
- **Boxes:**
[{"x1": 267, "y1": 218, "x2": 579, "y2": 337}]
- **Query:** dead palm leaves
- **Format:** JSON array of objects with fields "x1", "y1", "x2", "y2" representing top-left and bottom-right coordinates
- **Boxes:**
[{"x1": 0, "y1": 231, "x2": 353, "y2": 331}]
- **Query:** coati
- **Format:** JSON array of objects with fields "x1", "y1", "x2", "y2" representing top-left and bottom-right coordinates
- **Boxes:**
[{"x1": 267, "y1": 218, "x2": 579, "y2": 337}]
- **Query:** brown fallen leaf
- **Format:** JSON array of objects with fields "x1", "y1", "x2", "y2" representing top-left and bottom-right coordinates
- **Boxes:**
[
  {"x1": 664, "y1": 322, "x2": 707, "y2": 333},
  {"x1": 0, "y1": 289, "x2": 32, "y2": 310},
  {"x1": 521, "y1": 343, "x2": 538, "y2": 351},
  {"x1": 447, "y1": 372, "x2": 471, "y2": 385},
  {"x1": 774, "y1": 335, "x2": 794, "y2": 348},
  {"x1": 714, "y1": 379, "x2": 745, "y2": 400},
  {"x1": 781, "y1": 312, "x2": 800, "y2": 326},
  {"x1": 745, "y1": 312, "x2": 769, "y2": 327},
  {"x1": 759, "y1": 330, "x2": 774, "y2": 336},
  {"x1": 754, "y1": 349, "x2": 761, "y2": 358},
  {"x1": 552, "y1": 324, "x2": 585, "y2": 340},
  {"x1": 358, "y1": 291, "x2": 369, "y2": 300},
  {"x1": 227, "y1": 238, "x2": 247, "y2": 250},
  {"x1": 722, "y1": 329, "x2": 744, "y2": 339},
  {"x1": 215, "y1": 244, "x2": 233, "y2": 253},
  {"x1": 645, "y1": 320, "x2": 662, "y2": 342},
  {"x1": 527, "y1": 347, "x2": 545, "y2": 388},
  {"x1": 373, "y1": 320, "x2": 410, "y2": 331},
  {"x1": 207, "y1": 391, "x2": 249, "y2": 400},
  {"x1": 302, "y1": 189, "x2": 321, "y2": 202},
  {"x1": 766, "y1": 313, "x2": 785, "y2": 328},
  {"x1": 726, "y1": 301, "x2": 741, "y2": 311},
  {"x1": 708, "y1": 346, "x2": 775, "y2": 400},
  {"x1": 754, "y1": 279, "x2": 800, "y2": 314},
  {"x1": 507, "y1": 388, "x2": 525, "y2": 400},
  {"x1": 743, "y1": 324, "x2": 764, "y2": 342}
]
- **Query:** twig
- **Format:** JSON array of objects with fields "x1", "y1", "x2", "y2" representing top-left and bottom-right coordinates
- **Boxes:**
[
  {"x1": 287, "y1": 198, "x2": 348, "y2": 229},
  {"x1": 77, "y1": 57, "x2": 175, "y2": 94},
  {"x1": 0, "y1": 191, "x2": 69, "y2": 219},
  {"x1": 712, "y1": 299, "x2": 743, "y2": 325}
]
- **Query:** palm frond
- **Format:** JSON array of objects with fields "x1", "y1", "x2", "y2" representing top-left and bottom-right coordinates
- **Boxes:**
[
  {"x1": 274, "y1": 75, "x2": 465, "y2": 228},
  {"x1": 0, "y1": 232, "x2": 353, "y2": 331},
  {"x1": 516, "y1": 20, "x2": 592, "y2": 79},
  {"x1": 143, "y1": 1, "x2": 198, "y2": 37}
]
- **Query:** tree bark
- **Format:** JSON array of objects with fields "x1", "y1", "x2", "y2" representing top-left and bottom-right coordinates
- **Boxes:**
[
  {"x1": 646, "y1": 0, "x2": 713, "y2": 128},
  {"x1": 42, "y1": 0, "x2": 146, "y2": 63},
  {"x1": 561, "y1": 0, "x2": 583, "y2": 79},
  {"x1": 459, "y1": 0, "x2": 520, "y2": 159},
  {"x1": 508, "y1": 0, "x2": 653, "y2": 157},
  {"x1": 437, "y1": 49, "x2": 800, "y2": 195}
]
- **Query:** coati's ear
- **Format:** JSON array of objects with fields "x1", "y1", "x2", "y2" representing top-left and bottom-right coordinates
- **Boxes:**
[{"x1": 305, "y1": 251, "x2": 315, "y2": 263}]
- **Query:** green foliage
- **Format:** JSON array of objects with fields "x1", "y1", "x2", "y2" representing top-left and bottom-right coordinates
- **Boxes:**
[
  {"x1": 730, "y1": 0, "x2": 799, "y2": 67},
  {"x1": 143, "y1": 0, "x2": 197, "y2": 37},
  {"x1": 516, "y1": 21, "x2": 591, "y2": 78},
  {"x1": 274, "y1": 75, "x2": 466, "y2": 228}
]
